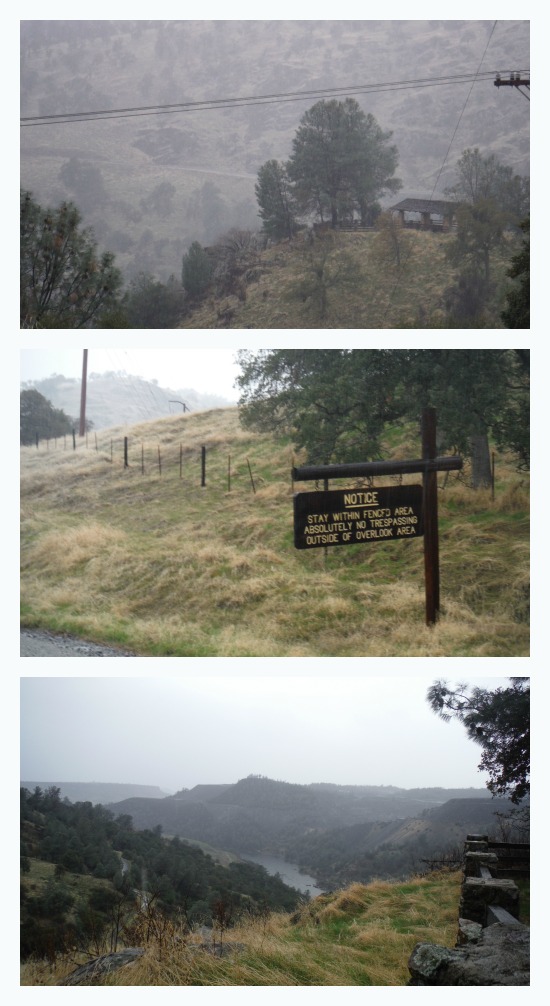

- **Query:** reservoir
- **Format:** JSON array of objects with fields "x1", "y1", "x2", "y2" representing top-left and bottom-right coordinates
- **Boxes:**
[{"x1": 242, "y1": 853, "x2": 325, "y2": 898}]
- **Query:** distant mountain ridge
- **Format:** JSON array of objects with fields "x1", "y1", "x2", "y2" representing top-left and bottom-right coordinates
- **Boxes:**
[
  {"x1": 105, "y1": 775, "x2": 492, "y2": 855},
  {"x1": 22, "y1": 775, "x2": 518, "y2": 888},
  {"x1": 20, "y1": 781, "x2": 170, "y2": 804},
  {"x1": 285, "y1": 795, "x2": 522, "y2": 888},
  {"x1": 20, "y1": 372, "x2": 234, "y2": 430}
]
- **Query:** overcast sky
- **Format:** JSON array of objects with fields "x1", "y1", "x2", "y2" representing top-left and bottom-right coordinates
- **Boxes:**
[
  {"x1": 20, "y1": 674, "x2": 514, "y2": 794},
  {"x1": 20, "y1": 347, "x2": 242, "y2": 402}
]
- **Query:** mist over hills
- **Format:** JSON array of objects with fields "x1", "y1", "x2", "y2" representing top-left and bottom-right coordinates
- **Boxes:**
[
  {"x1": 105, "y1": 776, "x2": 494, "y2": 855},
  {"x1": 20, "y1": 371, "x2": 233, "y2": 431},
  {"x1": 21, "y1": 775, "x2": 521, "y2": 888},
  {"x1": 20, "y1": 781, "x2": 169, "y2": 804},
  {"x1": 20, "y1": 20, "x2": 529, "y2": 283}
]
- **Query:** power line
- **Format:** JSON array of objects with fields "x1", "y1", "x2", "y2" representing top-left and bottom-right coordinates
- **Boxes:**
[
  {"x1": 380, "y1": 20, "x2": 504, "y2": 324},
  {"x1": 20, "y1": 69, "x2": 528, "y2": 127}
]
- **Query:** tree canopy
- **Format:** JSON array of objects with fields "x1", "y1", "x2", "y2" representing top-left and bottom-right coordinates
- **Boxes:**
[
  {"x1": 501, "y1": 218, "x2": 530, "y2": 329},
  {"x1": 443, "y1": 150, "x2": 529, "y2": 325},
  {"x1": 125, "y1": 272, "x2": 186, "y2": 328},
  {"x1": 20, "y1": 389, "x2": 73, "y2": 445},
  {"x1": 236, "y1": 349, "x2": 530, "y2": 475},
  {"x1": 427, "y1": 678, "x2": 529, "y2": 804},
  {"x1": 20, "y1": 786, "x2": 301, "y2": 961},
  {"x1": 20, "y1": 190, "x2": 123, "y2": 328},
  {"x1": 445, "y1": 148, "x2": 529, "y2": 226},
  {"x1": 256, "y1": 99, "x2": 401, "y2": 234}
]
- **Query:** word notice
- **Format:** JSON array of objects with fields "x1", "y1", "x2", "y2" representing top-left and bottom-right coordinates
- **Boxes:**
[{"x1": 293, "y1": 486, "x2": 424, "y2": 550}]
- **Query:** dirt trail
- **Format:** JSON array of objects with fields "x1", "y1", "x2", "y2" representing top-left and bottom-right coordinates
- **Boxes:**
[{"x1": 20, "y1": 629, "x2": 136, "y2": 657}]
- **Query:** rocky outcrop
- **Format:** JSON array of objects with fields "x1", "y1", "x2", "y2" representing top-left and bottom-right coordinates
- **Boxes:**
[
  {"x1": 57, "y1": 948, "x2": 145, "y2": 985},
  {"x1": 408, "y1": 834, "x2": 529, "y2": 985},
  {"x1": 408, "y1": 922, "x2": 529, "y2": 985}
]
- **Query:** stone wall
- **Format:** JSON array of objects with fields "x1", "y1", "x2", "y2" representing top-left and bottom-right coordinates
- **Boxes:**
[{"x1": 408, "y1": 834, "x2": 529, "y2": 985}]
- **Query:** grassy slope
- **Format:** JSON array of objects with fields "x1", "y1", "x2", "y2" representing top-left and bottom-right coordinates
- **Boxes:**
[
  {"x1": 21, "y1": 872, "x2": 462, "y2": 986},
  {"x1": 180, "y1": 229, "x2": 517, "y2": 329},
  {"x1": 20, "y1": 407, "x2": 529, "y2": 657}
]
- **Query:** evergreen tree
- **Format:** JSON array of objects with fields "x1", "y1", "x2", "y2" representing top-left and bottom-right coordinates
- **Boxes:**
[
  {"x1": 181, "y1": 241, "x2": 213, "y2": 300},
  {"x1": 237, "y1": 349, "x2": 400, "y2": 463},
  {"x1": 427, "y1": 678, "x2": 529, "y2": 804},
  {"x1": 255, "y1": 160, "x2": 297, "y2": 239},
  {"x1": 20, "y1": 190, "x2": 123, "y2": 329},
  {"x1": 286, "y1": 99, "x2": 401, "y2": 227}
]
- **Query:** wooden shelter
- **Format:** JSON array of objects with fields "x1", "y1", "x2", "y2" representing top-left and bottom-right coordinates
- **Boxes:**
[{"x1": 389, "y1": 198, "x2": 459, "y2": 231}]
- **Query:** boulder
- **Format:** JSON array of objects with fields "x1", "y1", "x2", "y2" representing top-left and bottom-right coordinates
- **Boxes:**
[
  {"x1": 408, "y1": 922, "x2": 529, "y2": 985},
  {"x1": 57, "y1": 948, "x2": 145, "y2": 985}
]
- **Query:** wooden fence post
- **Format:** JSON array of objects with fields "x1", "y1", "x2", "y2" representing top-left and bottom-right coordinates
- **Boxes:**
[
  {"x1": 247, "y1": 458, "x2": 256, "y2": 494},
  {"x1": 421, "y1": 407, "x2": 440, "y2": 626}
]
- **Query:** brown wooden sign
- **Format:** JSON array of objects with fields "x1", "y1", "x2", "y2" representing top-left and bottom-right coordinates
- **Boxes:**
[
  {"x1": 294, "y1": 485, "x2": 423, "y2": 549},
  {"x1": 291, "y1": 409, "x2": 463, "y2": 625}
]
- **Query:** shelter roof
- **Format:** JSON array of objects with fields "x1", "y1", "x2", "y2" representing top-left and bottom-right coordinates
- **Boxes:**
[{"x1": 390, "y1": 198, "x2": 460, "y2": 215}]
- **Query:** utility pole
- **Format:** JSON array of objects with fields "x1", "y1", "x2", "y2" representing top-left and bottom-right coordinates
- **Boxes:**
[
  {"x1": 79, "y1": 349, "x2": 88, "y2": 437},
  {"x1": 494, "y1": 73, "x2": 530, "y2": 101}
]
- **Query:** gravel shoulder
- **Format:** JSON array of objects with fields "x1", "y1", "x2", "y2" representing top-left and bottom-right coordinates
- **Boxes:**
[{"x1": 20, "y1": 629, "x2": 137, "y2": 657}]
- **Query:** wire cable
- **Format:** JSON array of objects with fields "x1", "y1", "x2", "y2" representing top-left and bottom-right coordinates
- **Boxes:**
[
  {"x1": 380, "y1": 21, "x2": 504, "y2": 324},
  {"x1": 20, "y1": 68, "x2": 528, "y2": 127}
]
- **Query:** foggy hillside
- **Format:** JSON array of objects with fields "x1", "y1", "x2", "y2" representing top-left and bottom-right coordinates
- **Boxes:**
[
  {"x1": 20, "y1": 371, "x2": 233, "y2": 430},
  {"x1": 19, "y1": 774, "x2": 527, "y2": 894},
  {"x1": 285, "y1": 795, "x2": 524, "y2": 888},
  {"x1": 105, "y1": 775, "x2": 492, "y2": 855},
  {"x1": 20, "y1": 20, "x2": 529, "y2": 283}
]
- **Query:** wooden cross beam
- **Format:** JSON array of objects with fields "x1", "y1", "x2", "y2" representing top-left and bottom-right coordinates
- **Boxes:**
[{"x1": 291, "y1": 408, "x2": 462, "y2": 626}]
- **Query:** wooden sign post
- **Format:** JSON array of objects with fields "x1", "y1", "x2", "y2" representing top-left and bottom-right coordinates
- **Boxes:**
[{"x1": 291, "y1": 408, "x2": 461, "y2": 625}]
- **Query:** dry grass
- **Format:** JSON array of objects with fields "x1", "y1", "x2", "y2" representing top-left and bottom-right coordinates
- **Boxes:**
[
  {"x1": 180, "y1": 230, "x2": 518, "y2": 329},
  {"x1": 20, "y1": 872, "x2": 462, "y2": 986},
  {"x1": 20, "y1": 407, "x2": 529, "y2": 656}
]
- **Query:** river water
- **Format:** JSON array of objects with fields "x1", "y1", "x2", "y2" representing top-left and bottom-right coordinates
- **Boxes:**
[{"x1": 242, "y1": 853, "x2": 325, "y2": 898}]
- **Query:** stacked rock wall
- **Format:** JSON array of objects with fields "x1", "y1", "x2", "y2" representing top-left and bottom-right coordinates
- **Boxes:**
[{"x1": 408, "y1": 834, "x2": 529, "y2": 985}]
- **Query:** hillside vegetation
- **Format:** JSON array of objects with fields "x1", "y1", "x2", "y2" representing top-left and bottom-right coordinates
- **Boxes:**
[
  {"x1": 106, "y1": 776, "x2": 518, "y2": 891},
  {"x1": 21, "y1": 871, "x2": 462, "y2": 986},
  {"x1": 20, "y1": 406, "x2": 529, "y2": 657},
  {"x1": 180, "y1": 228, "x2": 518, "y2": 329}
]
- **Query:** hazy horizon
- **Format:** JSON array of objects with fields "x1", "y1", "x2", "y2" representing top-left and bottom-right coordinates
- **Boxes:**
[
  {"x1": 20, "y1": 348, "x2": 241, "y2": 403},
  {"x1": 20, "y1": 675, "x2": 513, "y2": 794}
]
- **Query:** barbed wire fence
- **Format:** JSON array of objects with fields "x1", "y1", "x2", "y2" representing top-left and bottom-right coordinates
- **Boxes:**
[{"x1": 21, "y1": 431, "x2": 262, "y2": 495}]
